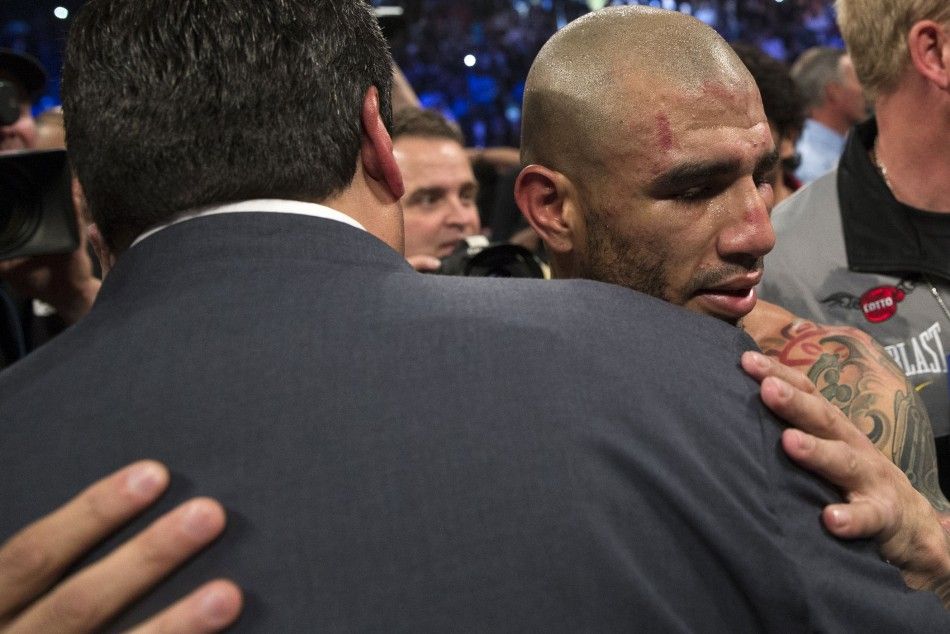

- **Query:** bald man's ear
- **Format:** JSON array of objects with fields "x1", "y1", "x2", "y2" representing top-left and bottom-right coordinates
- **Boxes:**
[
  {"x1": 515, "y1": 165, "x2": 579, "y2": 254},
  {"x1": 908, "y1": 20, "x2": 950, "y2": 91}
]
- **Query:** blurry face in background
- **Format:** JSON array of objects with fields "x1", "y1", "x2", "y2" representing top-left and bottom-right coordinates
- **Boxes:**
[
  {"x1": 395, "y1": 135, "x2": 481, "y2": 259},
  {"x1": 767, "y1": 121, "x2": 801, "y2": 206},
  {"x1": 34, "y1": 111, "x2": 66, "y2": 150},
  {"x1": 0, "y1": 77, "x2": 36, "y2": 152},
  {"x1": 834, "y1": 55, "x2": 869, "y2": 125}
]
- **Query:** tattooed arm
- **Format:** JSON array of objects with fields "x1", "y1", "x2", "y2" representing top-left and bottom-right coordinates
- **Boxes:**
[
  {"x1": 744, "y1": 300, "x2": 950, "y2": 512},
  {"x1": 741, "y1": 349, "x2": 950, "y2": 608}
]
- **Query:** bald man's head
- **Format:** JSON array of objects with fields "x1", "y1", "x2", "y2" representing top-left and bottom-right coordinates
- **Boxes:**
[
  {"x1": 516, "y1": 7, "x2": 776, "y2": 326},
  {"x1": 521, "y1": 6, "x2": 754, "y2": 184}
]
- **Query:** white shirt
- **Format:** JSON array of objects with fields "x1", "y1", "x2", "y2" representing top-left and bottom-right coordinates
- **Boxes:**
[{"x1": 131, "y1": 199, "x2": 365, "y2": 248}]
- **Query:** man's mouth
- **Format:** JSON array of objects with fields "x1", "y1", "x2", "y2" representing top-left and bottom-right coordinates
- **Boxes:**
[
  {"x1": 436, "y1": 240, "x2": 463, "y2": 258},
  {"x1": 689, "y1": 273, "x2": 762, "y2": 323}
]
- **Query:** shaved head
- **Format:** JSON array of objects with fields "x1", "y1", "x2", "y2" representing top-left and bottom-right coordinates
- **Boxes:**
[
  {"x1": 521, "y1": 6, "x2": 755, "y2": 186},
  {"x1": 516, "y1": 6, "x2": 775, "y2": 326}
]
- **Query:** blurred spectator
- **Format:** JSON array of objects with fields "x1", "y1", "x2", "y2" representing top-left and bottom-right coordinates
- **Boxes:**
[
  {"x1": 391, "y1": 64, "x2": 421, "y2": 113},
  {"x1": 392, "y1": 107, "x2": 481, "y2": 270},
  {"x1": 791, "y1": 47, "x2": 868, "y2": 183},
  {"x1": 33, "y1": 105, "x2": 64, "y2": 149},
  {"x1": 0, "y1": 49, "x2": 99, "y2": 369},
  {"x1": 0, "y1": 47, "x2": 42, "y2": 151}
]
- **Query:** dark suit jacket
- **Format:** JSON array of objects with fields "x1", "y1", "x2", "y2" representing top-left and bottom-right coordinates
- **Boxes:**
[{"x1": 1, "y1": 212, "x2": 947, "y2": 631}]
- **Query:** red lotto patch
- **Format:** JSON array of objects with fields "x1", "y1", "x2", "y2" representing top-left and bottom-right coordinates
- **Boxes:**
[{"x1": 859, "y1": 286, "x2": 906, "y2": 323}]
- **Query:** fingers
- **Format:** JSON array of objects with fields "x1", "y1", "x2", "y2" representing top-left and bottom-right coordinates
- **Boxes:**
[
  {"x1": 740, "y1": 350, "x2": 816, "y2": 395},
  {"x1": 406, "y1": 255, "x2": 441, "y2": 272},
  {"x1": 782, "y1": 427, "x2": 905, "y2": 545},
  {"x1": 126, "y1": 579, "x2": 243, "y2": 634},
  {"x1": 820, "y1": 501, "x2": 890, "y2": 541},
  {"x1": 0, "y1": 257, "x2": 29, "y2": 273},
  {"x1": 0, "y1": 461, "x2": 170, "y2": 620},
  {"x1": 781, "y1": 427, "x2": 867, "y2": 491},
  {"x1": 761, "y1": 374, "x2": 867, "y2": 444},
  {"x1": 6, "y1": 498, "x2": 227, "y2": 634}
]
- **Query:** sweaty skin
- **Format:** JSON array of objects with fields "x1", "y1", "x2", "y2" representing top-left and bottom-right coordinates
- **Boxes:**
[
  {"x1": 745, "y1": 300, "x2": 950, "y2": 512},
  {"x1": 519, "y1": 7, "x2": 775, "y2": 326}
]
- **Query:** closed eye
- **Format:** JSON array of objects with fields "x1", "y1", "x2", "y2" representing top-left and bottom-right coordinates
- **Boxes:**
[{"x1": 674, "y1": 182, "x2": 727, "y2": 202}]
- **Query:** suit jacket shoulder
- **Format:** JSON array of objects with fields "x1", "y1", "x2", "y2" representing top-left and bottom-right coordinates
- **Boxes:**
[{"x1": 1, "y1": 212, "x2": 947, "y2": 631}]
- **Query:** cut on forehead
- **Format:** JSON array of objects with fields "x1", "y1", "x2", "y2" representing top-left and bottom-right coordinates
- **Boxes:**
[{"x1": 522, "y1": 6, "x2": 753, "y2": 176}]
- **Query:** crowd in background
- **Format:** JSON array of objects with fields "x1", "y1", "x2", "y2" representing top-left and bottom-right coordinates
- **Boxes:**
[
  {"x1": 386, "y1": 0, "x2": 842, "y2": 146},
  {"x1": 4, "y1": 0, "x2": 841, "y2": 147}
]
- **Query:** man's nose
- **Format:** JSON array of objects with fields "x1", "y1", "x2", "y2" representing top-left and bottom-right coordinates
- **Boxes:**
[
  {"x1": 445, "y1": 197, "x2": 480, "y2": 234},
  {"x1": 718, "y1": 180, "x2": 776, "y2": 261}
]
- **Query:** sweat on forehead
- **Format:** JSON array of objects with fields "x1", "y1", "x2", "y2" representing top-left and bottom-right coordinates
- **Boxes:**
[{"x1": 521, "y1": 6, "x2": 752, "y2": 173}]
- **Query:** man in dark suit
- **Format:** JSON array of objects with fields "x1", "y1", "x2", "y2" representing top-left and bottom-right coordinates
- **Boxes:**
[{"x1": 1, "y1": 1, "x2": 949, "y2": 631}]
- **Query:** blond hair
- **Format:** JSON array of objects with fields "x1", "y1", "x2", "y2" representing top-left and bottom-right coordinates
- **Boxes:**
[{"x1": 836, "y1": 0, "x2": 950, "y2": 99}]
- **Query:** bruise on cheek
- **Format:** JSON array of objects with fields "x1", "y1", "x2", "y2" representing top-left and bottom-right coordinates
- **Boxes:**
[{"x1": 655, "y1": 113, "x2": 674, "y2": 152}]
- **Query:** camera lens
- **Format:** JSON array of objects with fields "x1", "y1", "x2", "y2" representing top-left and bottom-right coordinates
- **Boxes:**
[
  {"x1": 0, "y1": 164, "x2": 41, "y2": 257},
  {"x1": 465, "y1": 244, "x2": 544, "y2": 278}
]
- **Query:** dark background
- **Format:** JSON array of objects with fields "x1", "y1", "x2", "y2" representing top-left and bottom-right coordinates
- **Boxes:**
[{"x1": 1, "y1": 0, "x2": 842, "y2": 147}]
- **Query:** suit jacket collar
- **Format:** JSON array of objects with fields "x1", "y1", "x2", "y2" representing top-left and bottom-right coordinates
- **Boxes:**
[{"x1": 95, "y1": 211, "x2": 412, "y2": 307}]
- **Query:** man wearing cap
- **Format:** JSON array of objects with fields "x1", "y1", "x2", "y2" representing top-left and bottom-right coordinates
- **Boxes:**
[
  {"x1": 0, "y1": 48, "x2": 100, "y2": 369},
  {"x1": 0, "y1": 48, "x2": 45, "y2": 151}
]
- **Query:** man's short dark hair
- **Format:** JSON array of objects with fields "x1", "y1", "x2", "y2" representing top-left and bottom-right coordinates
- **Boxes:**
[
  {"x1": 731, "y1": 44, "x2": 805, "y2": 141},
  {"x1": 391, "y1": 107, "x2": 465, "y2": 146},
  {"x1": 62, "y1": 0, "x2": 393, "y2": 251}
]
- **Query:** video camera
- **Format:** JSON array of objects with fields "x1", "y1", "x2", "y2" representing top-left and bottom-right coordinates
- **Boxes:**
[
  {"x1": 0, "y1": 149, "x2": 80, "y2": 260},
  {"x1": 433, "y1": 235, "x2": 545, "y2": 278}
]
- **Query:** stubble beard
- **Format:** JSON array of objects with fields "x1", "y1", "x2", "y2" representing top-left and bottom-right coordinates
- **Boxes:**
[
  {"x1": 582, "y1": 211, "x2": 762, "y2": 328},
  {"x1": 582, "y1": 210, "x2": 675, "y2": 305}
]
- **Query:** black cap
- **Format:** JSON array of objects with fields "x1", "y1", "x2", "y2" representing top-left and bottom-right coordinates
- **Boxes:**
[{"x1": 0, "y1": 48, "x2": 47, "y2": 101}]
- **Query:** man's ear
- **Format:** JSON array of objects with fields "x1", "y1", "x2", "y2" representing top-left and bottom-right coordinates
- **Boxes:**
[
  {"x1": 87, "y1": 223, "x2": 115, "y2": 278},
  {"x1": 514, "y1": 164, "x2": 578, "y2": 255},
  {"x1": 908, "y1": 20, "x2": 950, "y2": 90},
  {"x1": 824, "y1": 79, "x2": 844, "y2": 107},
  {"x1": 73, "y1": 175, "x2": 115, "y2": 276},
  {"x1": 360, "y1": 86, "x2": 404, "y2": 201},
  {"x1": 70, "y1": 176, "x2": 90, "y2": 225}
]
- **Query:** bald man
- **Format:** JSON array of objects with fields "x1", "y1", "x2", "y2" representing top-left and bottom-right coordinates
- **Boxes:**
[{"x1": 516, "y1": 5, "x2": 950, "y2": 603}]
